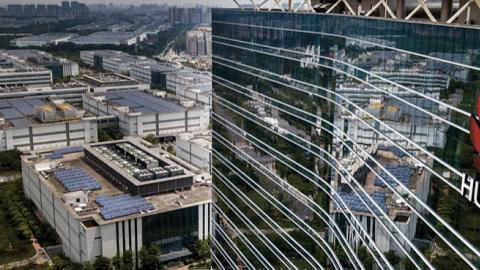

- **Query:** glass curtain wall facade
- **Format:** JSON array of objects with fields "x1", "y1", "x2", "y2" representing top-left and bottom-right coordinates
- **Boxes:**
[{"x1": 211, "y1": 9, "x2": 480, "y2": 270}]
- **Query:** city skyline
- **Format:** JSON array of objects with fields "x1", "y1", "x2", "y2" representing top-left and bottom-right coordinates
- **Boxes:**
[{"x1": 0, "y1": 0, "x2": 235, "y2": 7}]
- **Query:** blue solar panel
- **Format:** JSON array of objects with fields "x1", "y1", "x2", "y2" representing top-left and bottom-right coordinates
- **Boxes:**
[
  {"x1": 9, "y1": 118, "x2": 34, "y2": 127},
  {"x1": 10, "y1": 100, "x2": 35, "y2": 115},
  {"x1": 106, "y1": 91, "x2": 184, "y2": 114},
  {"x1": 53, "y1": 167, "x2": 101, "y2": 192},
  {"x1": 374, "y1": 164, "x2": 412, "y2": 188},
  {"x1": 0, "y1": 100, "x2": 10, "y2": 109},
  {"x1": 0, "y1": 108, "x2": 23, "y2": 119},
  {"x1": 96, "y1": 194, "x2": 155, "y2": 220},
  {"x1": 51, "y1": 146, "x2": 84, "y2": 159},
  {"x1": 378, "y1": 144, "x2": 408, "y2": 158},
  {"x1": 25, "y1": 99, "x2": 45, "y2": 107},
  {"x1": 333, "y1": 191, "x2": 388, "y2": 214}
]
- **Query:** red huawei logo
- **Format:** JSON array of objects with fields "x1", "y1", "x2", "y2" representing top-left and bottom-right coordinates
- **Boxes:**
[{"x1": 464, "y1": 96, "x2": 480, "y2": 208}]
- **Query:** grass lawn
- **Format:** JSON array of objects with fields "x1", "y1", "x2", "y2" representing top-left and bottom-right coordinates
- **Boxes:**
[
  {"x1": 0, "y1": 200, "x2": 35, "y2": 265},
  {"x1": 0, "y1": 170, "x2": 20, "y2": 177}
]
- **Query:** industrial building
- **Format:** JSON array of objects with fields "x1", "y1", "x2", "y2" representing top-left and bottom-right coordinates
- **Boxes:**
[
  {"x1": 176, "y1": 131, "x2": 211, "y2": 173},
  {"x1": 72, "y1": 32, "x2": 147, "y2": 46},
  {"x1": 0, "y1": 97, "x2": 97, "y2": 151},
  {"x1": 0, "y1": 54, "x2": 52, "y2": 87},
  {"x1": 0, "y1": 82, "x2": 87, "y2": 103},
  {"x1": 130, "y1": 62, "x2": 182, "y2": 89},
  {"x1": 2, "y1": 50, "x2": 79, "y2": 80},
  {"x1": 80, "y1": 50, "x2": 150, "y2": 74},
  {"x1": 74, "y1": 73, "x2": 150, "y2": 93},
  {"x1": 83, "y1": 90, "x2": 210, "y2": 138},
  {"x1": 166, "y1": 71, "x2": 212, "y2": 106},
  {"x1": 21, "y1": 138, "x2": 211, "y2": 265},
  {"x1": 10, "y1": 33, "x2": 77, "y2": 47}
]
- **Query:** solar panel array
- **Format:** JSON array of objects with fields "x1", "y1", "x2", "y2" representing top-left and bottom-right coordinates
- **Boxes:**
[
  {"x1": 105, "y1": 91, "x2": 184, "y2": 114},
  {"x1": 54, "y1": 167, "x2": 101, "y2": 192},
  {"x1": 0, "y1": 98, "x2": 49, "y2": 127},
  {"x1": 374, "y1": 164, "x2": 412, "y2": 188},
  {"x1": 378, "y1": 144, "x2": 408, "y2": 158},
  {"x1": 96, "y1": 194, "x2": 155, "y2": 220},
  {"x1": 50, "y1": 146, "x2": 84, "y2": 159},
  {"x1": 333, "y1": 191, "x2": 388, "y2": 214}
]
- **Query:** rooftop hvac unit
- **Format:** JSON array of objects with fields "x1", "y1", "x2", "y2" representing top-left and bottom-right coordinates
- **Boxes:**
[{"x1": 164, "y1": 165, "x2": 184, "y2": 176}]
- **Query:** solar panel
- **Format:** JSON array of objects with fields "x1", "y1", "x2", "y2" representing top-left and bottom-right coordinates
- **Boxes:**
[
  {"x1": 0, "y1": 108, "x2": 23, "y2": 119},
  {"x1": 0, "y1": 100, "x2": 10, "y2": 109},
  {"x1": 10, "y1": 100, "x2": 35, "y2": 115},
  {"x1": 374, "y1": 164, "x2": 411, "y2": 188},
  {"x1": 96, "y1": 194, "x2": 154, "y2": 220},
  {"x1": 9, "y1": 118, "x2": 34, "y2": 127},
  {"x1": 108, "y1": 91, "x2": 185, "y2": 114},
  {"x1": 333, "y1": 191, "x2": 388, "y2": 214},
  {"x1": 51, "y1": 146, "x2": 84, "y2": 159},
  {"x1": 53, "y1": 167, "x2": 101, "y2": 192},
  {"x1": 25, "y1": 98, "x2": 45, "y2": 107}
]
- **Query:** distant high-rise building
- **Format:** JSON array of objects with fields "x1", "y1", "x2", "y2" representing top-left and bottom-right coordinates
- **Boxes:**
[
  {"x1": 36, "y1": 4, "x2": 47, "y2": 17},
  {"x1": 211, "y1": 8, "x2": 480, "y2": 269},
  {"x1": 46, "y1": 4, "x2": 59, "y2": 17},
  {"x1": 23, "y1": 4, "x2": 36, "y2": 17},
  {"x1": 7, "y1": 4, "x2": 23, "y2": 17},
  {"x1": 186, "y1": 27, "x2": 211, "y2": 57}
]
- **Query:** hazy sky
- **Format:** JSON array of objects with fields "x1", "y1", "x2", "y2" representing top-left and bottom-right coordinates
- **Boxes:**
[{"x1": 0, "y1": 0, "x2": 238, "y2": 7}]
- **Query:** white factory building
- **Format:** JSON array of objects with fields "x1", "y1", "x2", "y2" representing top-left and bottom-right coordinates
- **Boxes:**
[
  {"x1": 166, "y1": 70, "x2": 212, "y2": 106},
  {"x1": 0, "y1": 83, "x2": 88, "y2": 103},
  {"x1": 72, "y1": 32, "x2": 147, "y2": 46},
  {"x1": 130, "y1": 62, "x2": 181, "y2": 89},
  {"x1": 2, "y1": 50, "x2": 79, "y2": 80},
  {"x1": 176, "y1": 131, "x2": 211, "y2": 173},
  {"x1": 0, "y1": 97, "x2": 97, "y2": 151},
  {"x1": 0, "y1": 57, "x2": 52, "y2": 87},
  {"x1": 80, "y1": 50, "x2": 150, "y2": 74},
  {"x1": 21, "y1": 139, "x2": 212, "y2": 264},
  {"x1": 82, "y1": 91, "x2": 210, "y2": 138},
  {"x1": 74, "y1": 73, "x2": 150, "y2": 93},
  {"x1": 10, "y1": 33, "x2": 76, "y2": 47}
]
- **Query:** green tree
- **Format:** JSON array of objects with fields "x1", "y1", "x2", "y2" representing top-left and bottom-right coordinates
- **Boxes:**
[
  {"x1": 0, "y1": 149, "x2": 21, "y2": 171},
  {"x1": 93, "y1": 255, "x2": 112, "y2": 270},
  {"x1": 144, "y1": 134, "x2": 158, "y2": 145},
  {"x1": 84, "y1": 262, "x2": 95, "y2": 270},
  {"x1": 384, "y1": 250, "x2": 401, "y2": 266},
  {"x1": 139, "y1": 245, "x2": 161, "y2": 270},
  {"x1": 111, "y1": 253, "x2": 121, "y2": 270},
  {"x1": 195, "y1": 237, "x2": 211, "y2": 264},
  {"x1": 401, "y1": 256, "x2": 416, "y2": 270},
  {"x1": 122, "y1": 250, "x2": 134, "y2": 270}
]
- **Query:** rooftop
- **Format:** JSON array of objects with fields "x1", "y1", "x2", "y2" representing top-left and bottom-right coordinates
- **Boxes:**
[
  {"x1": 104, "y1": 90, "x2": 185, "y2": 114},
  {"x1": 72, "y1": 31, "x2": 141, "y2": 44},
  {"x1": 22, "y1": 141, "x2": 211, "y2": 225},
  {"x1": 0, "y1": 97, "x2": 84, "y2": 128},
  {"x1": 76, "y1": 73, "x2": 143, "y2": 87},
  {"x1": 2, "y1": 49, "x2": 76, "y2": 66},
  {"x1": 178, "y1": 131, "x2": 212, "y2": 150},
  {"x1": 11, "y1": 33, "x2": 75, "y2": 44}
]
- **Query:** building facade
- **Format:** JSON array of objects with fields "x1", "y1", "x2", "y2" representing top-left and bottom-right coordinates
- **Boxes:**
[
  {"x1": 212, "y1": 9, "x2": 480, "y2": 269},
  {"x1": 21, "y1": 139, "x2": 211, "y2": 265},
  {"x1": 82, "y1": 91, "x2": 210, "y2": 138}
]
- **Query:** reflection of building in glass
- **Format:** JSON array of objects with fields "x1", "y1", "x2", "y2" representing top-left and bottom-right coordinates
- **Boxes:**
[{"x1": 212, "y1": 9, "x2": 480, "y2": 269}]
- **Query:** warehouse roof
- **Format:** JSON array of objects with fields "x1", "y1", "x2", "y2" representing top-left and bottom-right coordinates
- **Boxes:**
[{"x1": 105, "y1": 91, "x2": 185, "y2": 114}]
